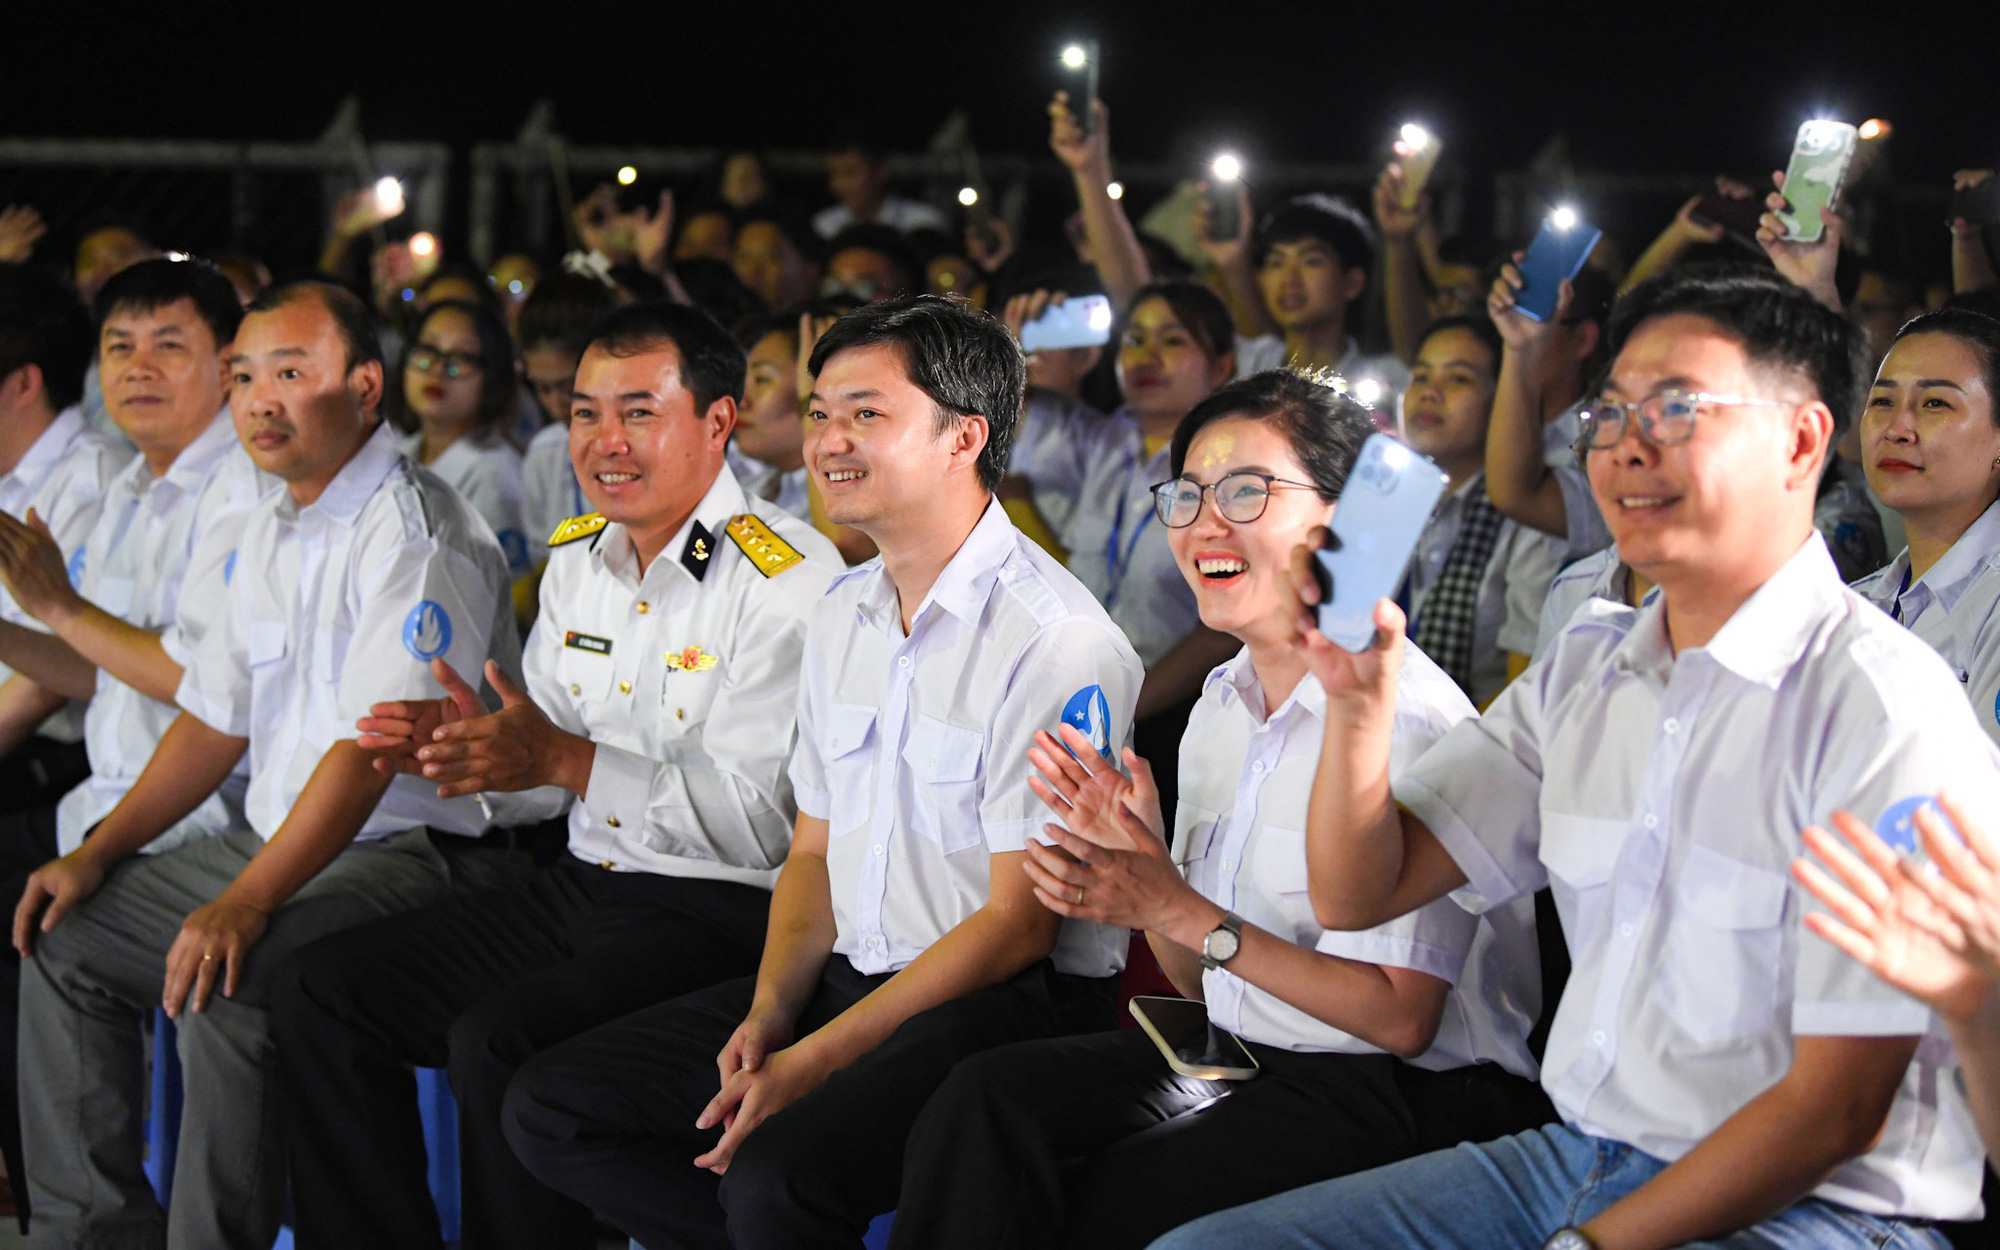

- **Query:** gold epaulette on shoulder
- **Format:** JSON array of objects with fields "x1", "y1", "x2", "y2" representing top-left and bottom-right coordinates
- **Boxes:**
[
  {"x1": 548, "y1": 512, "x2": 607, "y2": 548},
  {"x1": 726, "y1": 514, "x2": 804, "y2": 577}
]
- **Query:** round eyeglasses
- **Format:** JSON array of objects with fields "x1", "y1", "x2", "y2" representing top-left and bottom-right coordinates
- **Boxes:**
[
  {"x1": 1576, "y1": 389, "x2": 1790, "y2": 450},
  {"x1": 1151, "y1": 472, "x2": 1320, "y2": 528},
  {"x1": 409, "y1": 344, "x2": 484, "y2": 380}
]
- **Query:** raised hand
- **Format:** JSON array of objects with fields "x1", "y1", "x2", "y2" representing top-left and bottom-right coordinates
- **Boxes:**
[
  {"x1": 330, "y1": 185, "x2": 405, "y2": 242},
  {"x1": 1757, "y1": 170, "x2": 1843, "y2": 311},
  {"x1": 1048, "y1": 92, "x2": 1111, "y2": 182},
  {"x1": 0, "y1": 507, "x2": 83, "y2": 624},
  {"x1": 0, "y1": 204, "x2": 47, "y2": 264},
  {"x1": 415, "y1": 660, "x2": 593, "y2": 797},
  {"x1": 1284, "y1": 527, "x2": 1407, "y2": 698},
  {"x1": 1000, "y1": 288, "x2": 1064, "y2": 345},
  {"x1": 1372, "y1": 165, "x2": 1424, "y2": 243},
  {"x1": 1027, "y1": 725, "x2": 1163, "y2": 852},
  {"x1": 1191, "y1": 181, "x2": 1253, "y2": 270},
  {"x1": 356, "y1": 656, "x2": 484, "y2": 776},
  {"x1": 626, "y1": 189, "x2": 675, "y2": 275},
  {"x1": 1487, "y1": 254, "x2": 1567, "y2": 354}
]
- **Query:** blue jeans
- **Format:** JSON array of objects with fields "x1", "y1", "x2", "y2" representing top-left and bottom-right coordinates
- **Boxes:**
[{"x1": 1150, "y1": 1123, "x2": 1950, "y2": 1250}]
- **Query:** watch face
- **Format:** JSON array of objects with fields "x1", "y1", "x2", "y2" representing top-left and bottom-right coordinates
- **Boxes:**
[
  {"x1": 1207, "y1": 925, "x2": 1240, "y2": 964},
  {"x1": 1543, "y1": 1231, "x2": 1593, "y2": 1250}
]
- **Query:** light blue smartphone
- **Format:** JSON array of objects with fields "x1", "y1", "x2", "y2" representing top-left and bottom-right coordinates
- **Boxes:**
[
  {"x1": 1514, "y1": 210, "x2": 1603, "y2": 322},
  {"x1": 1020, "y1": 294, "x2": 1114, "y2": 353},
  {"x1": 1315, "y1": 434, "x2": 1448, "y2": 652}
]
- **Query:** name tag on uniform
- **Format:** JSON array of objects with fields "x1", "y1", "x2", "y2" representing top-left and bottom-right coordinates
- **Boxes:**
[{"x1": 564, "y1": 631, "x2": 613, "y2": 657}]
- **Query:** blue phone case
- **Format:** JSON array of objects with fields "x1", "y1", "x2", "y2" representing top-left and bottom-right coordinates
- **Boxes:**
[
  {"x1": 1315, "y1": 434, "x2": 1448, "y2": 652},
  {"x1": 1514, "y1": 216, "x2": 1603, "y2": 322}
]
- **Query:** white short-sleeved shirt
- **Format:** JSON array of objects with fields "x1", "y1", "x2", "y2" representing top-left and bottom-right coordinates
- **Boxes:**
[
  {"x1": 55, "y1": 413, "x2": 277, "y2": 854},
  {"x1": 522, "y1": 422, "x2": 585, "y2": 570},
  {"x1": 175, "y1": 422, "x2": 520, "y2": 842},
  {"x1": 811, "y1": 195, "x2": 947, "y2": 239},
  {"x1": 1543, "y1": 399, "x2": 1612, "y2": 562},
  {"x1": 1853, "y1": 499, "x2": 2000, "y2": 747},
  {"x1": 1006, "y1": 390, "x2": 1133, "y2": 537},
  {"x1": 1060, "y1": 428, "x2": 1199, "y2": 668},
  {"x1": 788, "y1": 497, "x2": 1145, "y2": 978},
  {"x1": 0, "y1": 405, "x2": 132, "y2": 740},
  {"x1": 511, "y1": 468, "x2": 839, "y2": 885},
  {"x1": 401, "y1": 429, "x2": 531, "y2": 578},
  {"x1": 1177, "y1": 645, "x2": 1540, "y2": 1075},
  {"x1": 1396, "y1": 534, "x2": 1998, "y2": 1221},
  {"x1": 1532, "y1": 545, "x2": 1662, "y2": 661},
  {"x1": 1407, "y1": 470, "x2": 1567, "y2": 704}
]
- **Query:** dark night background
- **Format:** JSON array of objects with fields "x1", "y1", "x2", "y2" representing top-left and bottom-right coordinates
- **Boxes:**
[{"x1": 4, "y1": 1, "x2": 1995, "y2": 273}]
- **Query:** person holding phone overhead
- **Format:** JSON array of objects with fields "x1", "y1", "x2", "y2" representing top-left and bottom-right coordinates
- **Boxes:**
[{"x1": 890, "y1": 371, "x2": 1548, "y2": 1250}]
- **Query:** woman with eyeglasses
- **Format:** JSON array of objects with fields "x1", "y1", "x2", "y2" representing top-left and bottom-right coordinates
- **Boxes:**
[
  {"x1": 887, "y1": 370, "x2": 1550, "y2": 1250},
  {"x1": 1849, "y1": 308, "x2": 2000, "y2": 745},
  {"x1": 393, "y1": 298, "x2": 533, "y2": 583}
]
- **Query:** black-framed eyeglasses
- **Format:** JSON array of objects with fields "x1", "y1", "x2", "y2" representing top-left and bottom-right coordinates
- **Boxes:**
[
  {"x1": 1151, "y1": 472, "x2": 1320, "y2": 528},
  {"x1": 1576, "y1": 389, "x2": 1789, "y2": 451},
  {"x1": 409, "y1": 344, "x2": 484, "y2": 380}
]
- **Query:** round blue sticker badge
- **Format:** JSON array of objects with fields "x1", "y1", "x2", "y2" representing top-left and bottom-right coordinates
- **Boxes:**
[
  {"x1": 402, "y1": 600, "x2": 453, "y2": 661},
  {"x1": 65, "y1": 545, "x2": 87, "y2": 588},
  {"x1": 1062, "y1": 684, "x2": 1114, "y2": 760},
  {"x1": 1874, "y1": 795, "x2": 1961, "y2": 857}
]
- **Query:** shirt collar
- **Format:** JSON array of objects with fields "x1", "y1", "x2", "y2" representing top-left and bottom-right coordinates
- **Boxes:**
[
  {"x1": 595, "y1": 463, "x2": 748, "y2": 585},
  {"x1": 1608, "y1": 534, "x2": 1841, "y2": 689},
  {"x1": 149, "y1": 407, "x2": 240, "y2": 495},
  {"x1": 1910, "y1": 498, "x2": 2000, "y2": 615},
  {"x1": 11, "y1": 406, "x2": 85, "y2": 481},
  {"x1": 851, "y1": 495, "x2": 1016, "y2": 631},
  {"x1": 275, "y1": 420, "x2": 400, "y2": 524},
  {"x1": 1201, "y1": 645, "x2": 1325, "y2": 727}
]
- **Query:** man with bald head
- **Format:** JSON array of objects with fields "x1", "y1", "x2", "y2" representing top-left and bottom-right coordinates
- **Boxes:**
[{"x1": 14, "y1": 280, "x2": 518, "y2": 1250}]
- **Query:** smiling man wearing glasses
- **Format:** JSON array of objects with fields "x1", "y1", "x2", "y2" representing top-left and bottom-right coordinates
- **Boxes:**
[{"x1": 1158, "y1": 264, "x2": 2000, "y2": 1250}]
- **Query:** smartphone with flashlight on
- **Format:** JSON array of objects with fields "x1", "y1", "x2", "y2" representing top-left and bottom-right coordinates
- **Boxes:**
[
  {"x1": 1774, "y1": 119, "x2": 1858, "y2": 243},
  {"x1": 1056, "y1": 40, "x2": 1100, "y2": 136},
  {"x1": 1314, "y1": 433, "x2": 1448, "y2": 652},
  {"x1": 1513, "y1": 207, "x2": 1603, "y2": 323},
  {"x1": 1129, "y1": 997, "x2": 1260, "y2": 1081},
  {"x1": 1394, "y1": 124, "x2": 1441, "y2": 209},
  {"x1": 1020, "y1": 294, "x2": 1115, "y2": 353},
  {"x1": 1203, "y1": 153, "x2": 1245, "y2": 242}
]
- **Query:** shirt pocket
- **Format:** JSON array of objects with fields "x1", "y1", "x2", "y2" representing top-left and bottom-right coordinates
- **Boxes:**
[
  {"x1": 1540, "y1": 813, "x2": 1626, "y2": 944},
  {"x1": 1171, "y1": 803, "x2": 1223, "y2": 894},
  {"x1": 246, "y1": 619, "x2": 288, "y2": 669},
  {"x1": 1251, "y1": 824, "x2": 1315, "y2": 939},
  {"x1": 822, "y1": 702, "x2": 878, "y2": 839},
  {"x1": 556, "y1": 639, "x2": 617, "y2": 704},
  {"x1": 1654, "y1": 843, "x2": 1790, "y2": 1048},
  {"x1": 311, "y1": 624, "x2": 351, "y2": 683},
  {"x1": 899, "y1": 714, "x2": 985, "y2": 855}
]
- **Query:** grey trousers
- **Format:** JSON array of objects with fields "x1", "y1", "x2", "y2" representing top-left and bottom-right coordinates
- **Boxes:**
[{"x1": 19, "y1": 827, "x2": 447, "y2": 1250}]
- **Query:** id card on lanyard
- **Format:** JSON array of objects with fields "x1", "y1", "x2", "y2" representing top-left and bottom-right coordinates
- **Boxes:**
[{"x1": 1103, "y1": 478, "x2": 1155, "y2": 612}]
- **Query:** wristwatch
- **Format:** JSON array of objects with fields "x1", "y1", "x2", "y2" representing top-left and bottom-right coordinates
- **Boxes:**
[
  {"x1": 1199, "y1": 912, "x2": 1244, "y2": 970},
  {"x1": 1542, "y1": 1229, "x2": 1597, "y2": 1250}
]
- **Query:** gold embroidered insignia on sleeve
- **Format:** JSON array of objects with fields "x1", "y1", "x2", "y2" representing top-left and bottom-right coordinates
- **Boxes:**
[
  {"x1": 725, "y1": 514, "x2": 804, "y2": 577},
  {"x1": 547, "y1": 513, "x2": 608, "y2": 548}
]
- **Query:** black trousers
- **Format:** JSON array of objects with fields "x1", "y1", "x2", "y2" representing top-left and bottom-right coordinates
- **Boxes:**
[
  {"x1": 503, "y1": 955, "x2": 1119, "y2": 1250},
  {"x1": 0, "y1": 737, "x2": 89, "y2": 818},
  {"x1": 891, "y1": 1028, "x2": 1556, "y2": 1250},
  {"x1": 0, "y1": 803, "x2": 59, "y2": 1231},
  {"x1": 270, "y1": 854, "x2": 772, "y2": 1250}
]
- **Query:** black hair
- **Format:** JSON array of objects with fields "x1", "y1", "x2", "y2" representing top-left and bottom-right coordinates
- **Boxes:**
[
  {"x1": 1889, "y1": 307, "x2": 2000, "y2": 429},
  {"x1": 827, "y1": 119, "x2": 886, "y2": 164},
  {"x1": 92, "y1": 256, "x2": 243, "y2": 349},
  {"x1": 246, "y1": 280, "x2": 384, "y2": 373},
  {"x1": 1565, "y1": 264, "x2": 1616, "y2": 330},
  {"x1": 516, "y1": 272, "x2": 618, "y2": 357},
  {"x1": 825, "y1": 224, "x2": 922, "y2": 297},
  {"x1": 674, "y1": 201, "x2": 738, "y2": 251},
  {"x1": 673, "y1": 257, "x2": 766, "y2": 330},
  {"x1": 733, "y1": 299, "x2": 850, "y2": 354},
  {"x1": 1415, "y1": 314, "x2": 1504, "y2": 376},
  {"x1": 807, "y1": 293, "x2": 1024, "y2": 491},
  {"x1": 1124, "y1": 279, "x2": 1236, "y2": 364},
  {"x1": 1169, "y1": 368, "x2": 1377, "y2": 503},
  {"x1": 1607, "y1": 263, "x2": 1870, "y2": 440},
  {"x1": 418, "y1": 263, "x2": 505, "y2": 320},
  {"x1": 586, "y1": 300, "x2": 747, "y2": 412},
  {"x1": 0, "y1": 263, "x2": 93, "y2": 413},
  {"x1": 394, "y1": 299, "x2": 517, "y2": 435},
  {"x1": 1253, "y1": 194, "x2": 1376, "y2": 274}
]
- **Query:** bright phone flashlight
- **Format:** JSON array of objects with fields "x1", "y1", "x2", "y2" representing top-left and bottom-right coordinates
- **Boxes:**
[
  {"x1": 1060, "y1": 44, "x2": 1088, "y2": 69},
  {"x1": 1106, "y1": 181, "x2": 1124, "y2": 200},
  {"x1": 1550, "y1": 205, "x2": 1578, "y2": 231},
  {"x1": 409, "y1": 232, "x2": 438, "y2": 259},
  {"x1": 958, "y1": 186, "x2": 979, "y2": 207},
  {"x1": 1859, "y1": 118, "x2": 1891, "y2": 141},
  {"x1": 374, "y1": 177, "x2": 403, "y2": 212},
  {"x1": 616, "y1": 166, "x2": 638, "y2": 186},
  {"x1": 1210, "y1": 153, "x2": 1243, "y2": 184},
  {"x1": 1398, "y1": 123, "x2": 1432, "y2": 151}
]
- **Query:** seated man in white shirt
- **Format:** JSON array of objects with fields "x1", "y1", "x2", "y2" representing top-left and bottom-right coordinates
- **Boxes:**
[
  {"x1": 0, "y1": 256, "x2": 271, "y2": 1230},
  {"x1": 1156, "y1": 265, "x2": 1995, "y2": 1250},
  {"x1": 811, "y1": 129, "x2": 946, "y2": 240},
  {"x1": 0, "y1": 263, "x2": 129, "y2": 814},
  {"x1": 503, "y1": 294, "x2": 1144, "y2": 1250},
  {"x1": 12, "y1": 280, "x2": 518, "y2": 1250},
  {"x1": 271, "y1": 301, "x2": 839, "y2": 1250}
]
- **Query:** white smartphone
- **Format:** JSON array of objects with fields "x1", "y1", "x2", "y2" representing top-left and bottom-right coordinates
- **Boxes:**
[
  {"x1": 1394, "y1": 124, "x2": 1441, "y2": 209},
  {"x1": 1128, "y1": 996, "x2": 1260, "y2": 1081},
  {"x1": 1020, "y1": 294, "x2": 1114, "y2": 353},
  {"x1": 1775, "y1": 120, "x2": 1858, "y2": 243},
  {"x1": 1315, "y1": 433, "x2": 1448, "y2": 652}
]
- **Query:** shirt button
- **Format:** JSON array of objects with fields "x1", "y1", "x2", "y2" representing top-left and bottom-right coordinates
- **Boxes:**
[
  {"x1": 898, "y1": 656, "x2": 911, "y2": 668},
  {"x1": 1251, "y1": 761, "x2": 1265, "y2": 774},
  {"x1": 1592, "y1": 1030, "x2": 1607, "y2": 1046},
  {"x1": 1221, "y1": 858, "x2": 1233, "y2": 872},
  {"x1": 606, "y1": 816, "x2": 621, "y2": 828},
  {"x1": 1643, "y1": 814, "x2": 1658, "y2": 830},
  {"x1": 1619, "y1": 922, "x2": 1634, "y2": 937},
  {"x1": 865, "y1": 936, "x2": 880, "y2": 949},
  {"x1": 873, "y1": 844, "x2": 885, "y2": 856},
  {"x1": 636, "y1": 601, "x2": 650, "y2": 614},
  {"x1": 619, "y1": 680, "x2": 632, "y2": 694},
  {"x1": 1663, "y1": 717, "x2": 1680, "y2": 734},
  {"x1": 570, "y1": 683, "x2": 580, "y2": 696},
  {"x1": 600, "y1": 860, "x2": 615, "y2": 869}
]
